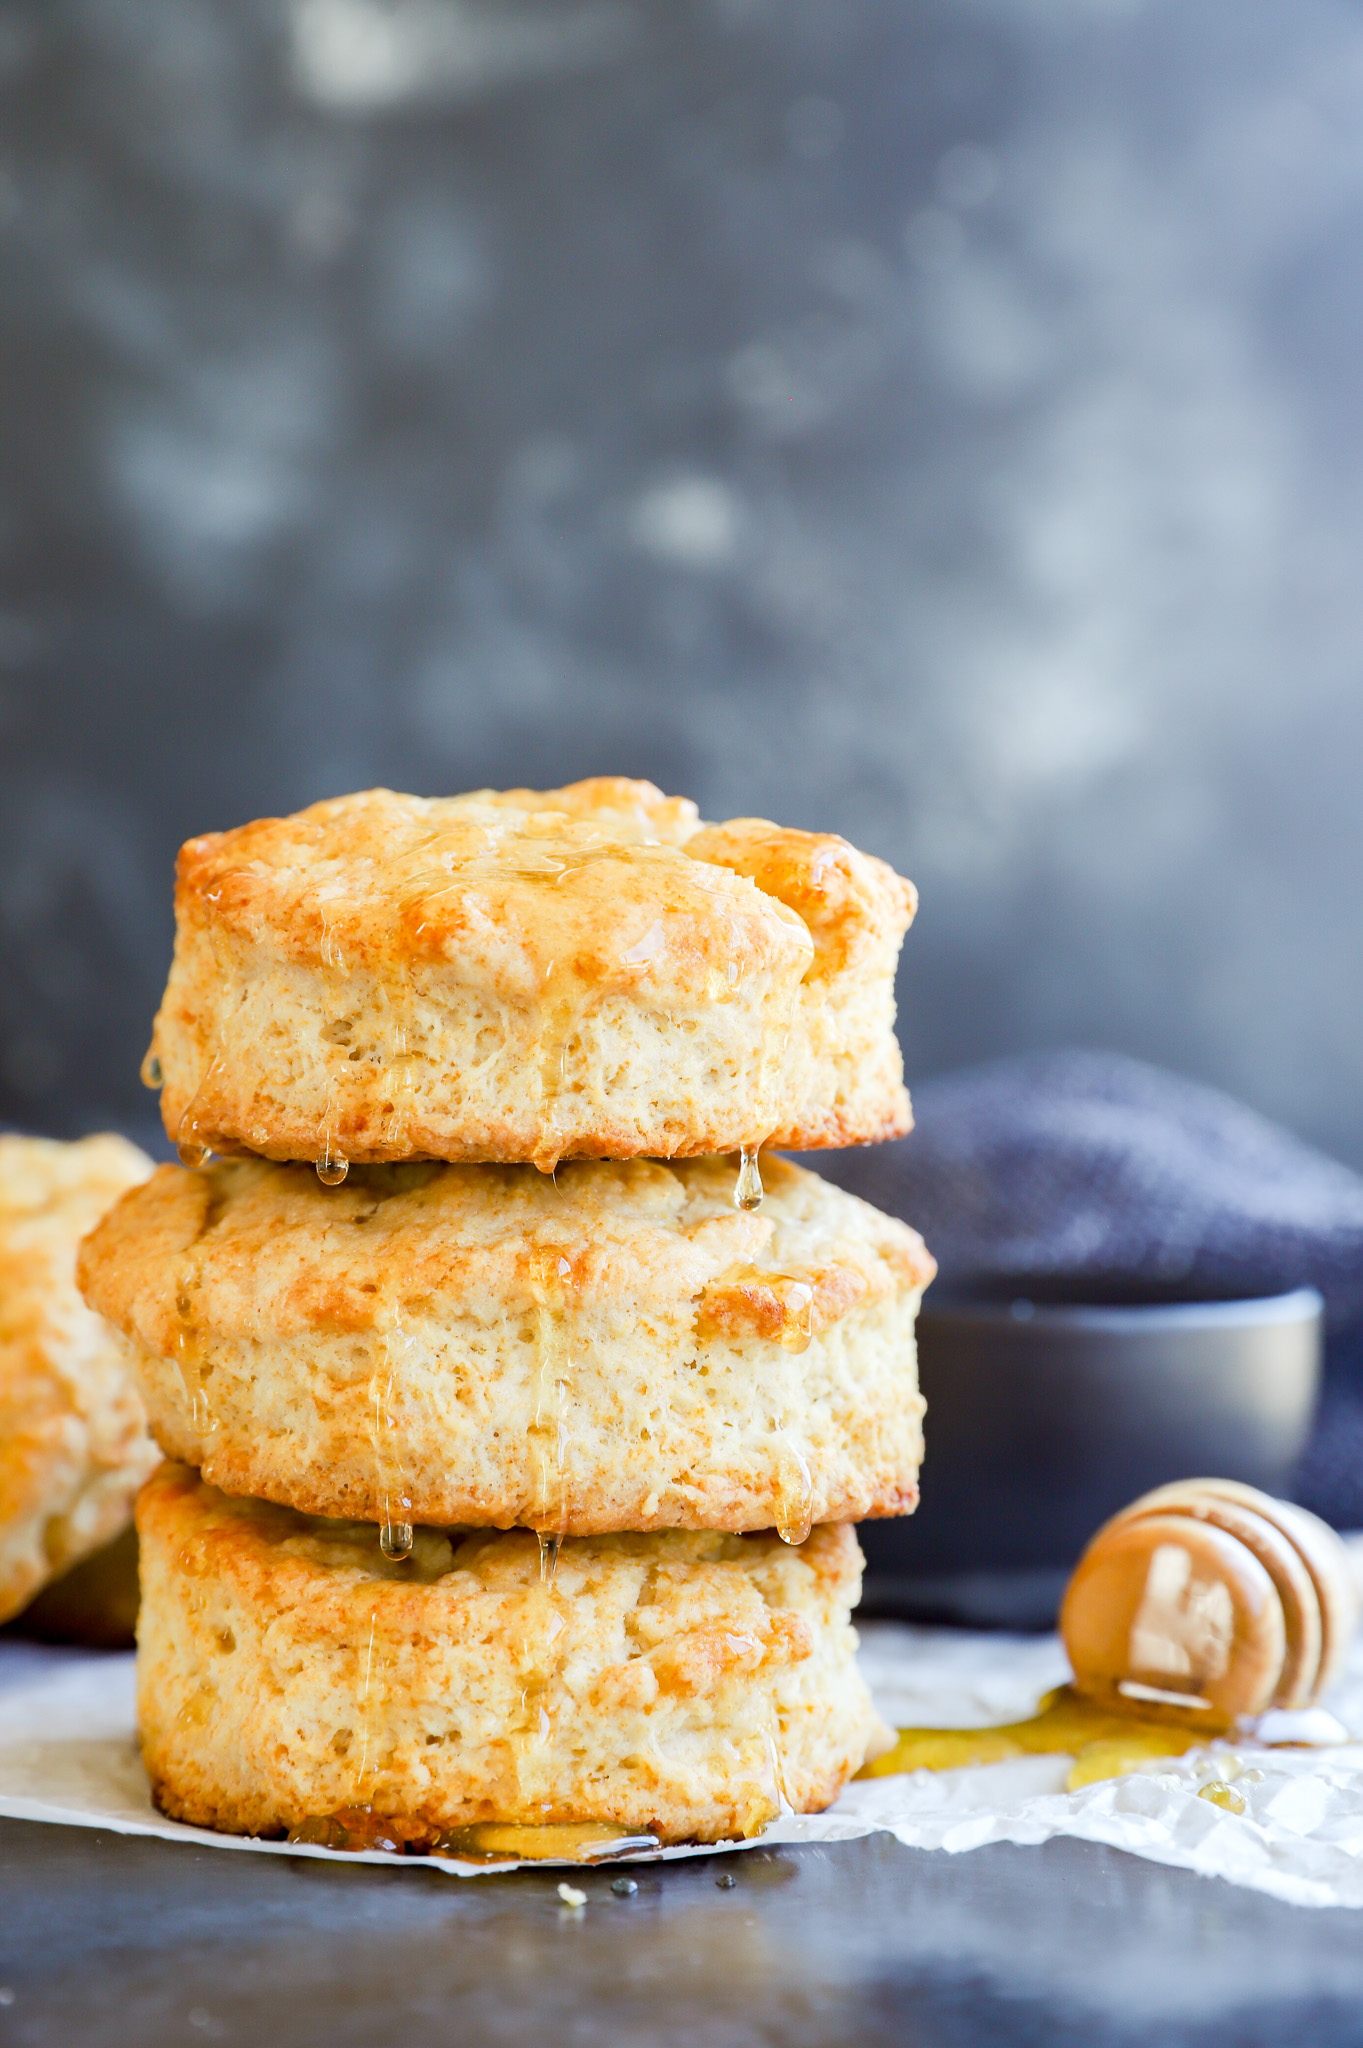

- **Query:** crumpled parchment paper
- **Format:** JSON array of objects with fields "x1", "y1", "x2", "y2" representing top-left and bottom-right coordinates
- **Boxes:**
[{"x1": 6, "y1": 1611, "x2": 1363, "y2": 1903}]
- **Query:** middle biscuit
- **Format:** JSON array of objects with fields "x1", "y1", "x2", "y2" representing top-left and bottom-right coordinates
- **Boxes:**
[{"x1": 79, "y1": 1153, "x2": 933, "y2": 1538}]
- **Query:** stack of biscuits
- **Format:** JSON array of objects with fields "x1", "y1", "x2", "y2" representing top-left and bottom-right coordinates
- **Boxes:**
[{"x1": 80, "y1": 777, "x2": 935, "y2": 1857}]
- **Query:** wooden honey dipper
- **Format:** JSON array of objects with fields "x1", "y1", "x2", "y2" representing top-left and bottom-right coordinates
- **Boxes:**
[{"x1": 1060, "y1": 1479, "x2": 1359, "y2": 1729}]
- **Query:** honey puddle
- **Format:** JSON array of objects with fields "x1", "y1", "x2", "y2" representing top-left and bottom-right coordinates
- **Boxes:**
[
  {"x1": 287, "y1": 1812, "x2": 660, "y2": 1862},
  {"x1": 858, "y1": 1686, "x2": 1214, "y2": 1792},
  {"x1": 433, "y1": 1821, "x2": 660, "y2": 1864}
]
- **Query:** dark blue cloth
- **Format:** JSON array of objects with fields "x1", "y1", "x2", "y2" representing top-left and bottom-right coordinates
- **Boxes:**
[{"x1": 816, "y1": 1051, "x2": 1363, "y2": 1527}]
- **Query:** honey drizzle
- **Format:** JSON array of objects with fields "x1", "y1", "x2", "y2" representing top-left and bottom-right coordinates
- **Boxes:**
[
  {"x1": 389, "y1": 832, "x2": 718, "y2": 1173},
  {"x1": 388, "y1": 834, "x2": 606, "y2": 1175},
  {"x1": 772, "y1": 1276, "x2": 816, "y2": 1544},
  {"x1": 173, "y1": 1316, "x2": 216, "y2": 1436},
  {"x1": 765, "y1": 1713, "x2": 794, "y2": 1820},
  {"x1": 735, "y1": 922, "x2": 802, "y2": 1204},
  {"x1": 529, "y1": 1250, "x2": 575, "y2": 1566},
  {"x1": 382, "y1": 1012, "x2": 418, "y2": 1151},
  {"x1": 352, "y1": 1604, "x2": 384, "y2": 1800},
  {"x1": 736, "y1": 1704, "x2": 794, "y2": 1838},
  {"x1": 512, "y1": 1566, "x2": 567, "y2": 1821},
  {"x1": 370, "y1": 1313, "x2": 414, "y2": 1561},
  {"x1": 534, "y1": 983, "x2": 581, "y2": 1177},
  {"x1": 176, "y1": 1054, "x2": 222, "y2": 1169},
  {"x1": 774, "y1": 1437, "x2": 814, "y2": 1548}
]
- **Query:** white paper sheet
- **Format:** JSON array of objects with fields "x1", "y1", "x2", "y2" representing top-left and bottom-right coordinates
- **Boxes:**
[{"x1": 8, "y1": 1619, "x2": 1363, "y2": 1903}]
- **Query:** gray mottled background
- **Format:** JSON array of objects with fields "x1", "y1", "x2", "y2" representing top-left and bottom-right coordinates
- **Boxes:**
[{"x1": 3, "y1": 0, "x2": 1363, "y2": 1163}]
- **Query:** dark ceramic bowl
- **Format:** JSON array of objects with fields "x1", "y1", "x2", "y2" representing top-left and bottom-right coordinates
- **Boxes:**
[{"x1": 858, "y1": 1284, "x2": 1324, "y2": 1627}]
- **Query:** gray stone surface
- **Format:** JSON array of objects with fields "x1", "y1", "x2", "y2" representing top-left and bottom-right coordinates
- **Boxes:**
[
  {"x1": 5, "y1": 1820, "x2": 1363, "y2": 2046},
  {"x1": 3, "y1": 0, "x2": 1363, "y2": 1161}
]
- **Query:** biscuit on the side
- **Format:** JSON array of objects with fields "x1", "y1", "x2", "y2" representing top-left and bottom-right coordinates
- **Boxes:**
[
  {"x1": 79, "y1": 1153, "x2": 933, "y2": 1536},
  {"x1": 0, "y1": 1133, "x2": 157, "y2": 1623},
  {"x1": 142, "y1": 779, "x2": 916, "y2": 1170},
  {"x1": 137, "y1": 1464, "x2": 884, "y2": 1848}
]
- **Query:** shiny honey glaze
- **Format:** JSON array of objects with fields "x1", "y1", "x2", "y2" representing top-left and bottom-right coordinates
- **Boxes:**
[
  {"x1": 286, "y1": 1810, "x2": 660, "y2": 1862},
  {"x1": 857, "y1": 1685, "x2": 1215, "y2": 1792}
]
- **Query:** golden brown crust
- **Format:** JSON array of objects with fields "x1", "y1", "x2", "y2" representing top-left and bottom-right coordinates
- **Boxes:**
[
  {"x1": 0, "y1": 1134, "x2": 158, "y2": 1624},
  {"x1": 80, "y1": 1153, "x2": 932, "y2": 1533},
  {"x1": 137, "y1": 1464, "x2": 883, "y2": 1847},
  {"x1": 142, "y1": 781, "x2": 915, "y2": 1169}
]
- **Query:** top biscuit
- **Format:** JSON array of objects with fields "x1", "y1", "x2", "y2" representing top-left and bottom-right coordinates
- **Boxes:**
[{"x1": 144, "y1": 778, "x2": 916, "y2": 1172}]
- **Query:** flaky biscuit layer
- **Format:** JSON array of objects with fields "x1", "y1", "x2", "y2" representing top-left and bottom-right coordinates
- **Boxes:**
[
  {"x1": 80, "y1": 1153, "x2": 932, "y2": 1534},
  {"x1": 0, "y1": 1133, "x2": 158, "y2": 1623},
  {"x1": 143, "y1": 779, "x2": 916, "y2": 1169},
  {"x1": 137, "y1": 1464, "x2": 883, "y2": 1847}
]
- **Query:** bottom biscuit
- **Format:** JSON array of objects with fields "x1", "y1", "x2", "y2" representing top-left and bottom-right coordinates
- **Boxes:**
[{"x1": 136, "y1": 1464, "x2": 885, "y2": 1850}]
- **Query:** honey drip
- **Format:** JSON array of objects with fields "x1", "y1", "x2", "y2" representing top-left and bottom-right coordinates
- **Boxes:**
[
  {"x1": 738, "y1": 1711, "x2": 793, "y2": 1837},
  {"x1": 511, "y1": 1522, "x2": 574, "y2": 1815},
  {"x1": 765, "y1": 1719, "x2": 794, "y2": 1819},
  {"x1": 352, "y1": 1606, "x2": 385, "y2": 1799},
  {"x1": 735, "y1": 1146, "x2": 764, "y2": 1211},
  {"x1": 176, "y1": 1056, "x2": 221, "y2": 1168},
  {"x1": 858, "y1": 1685, "x2": 1212, "y2": 1791},
  {"x1": 316, "y1": 1130, "x2": 349, "y2": 1187},
  {"x1": 370, "y1": 1316, "x2": 413, "y2": 1561},
  {"x1": 173, "y1": 1314, "x2": 216, "y2": 1436},
  {"x1": 774, "y1": 1438, "x2": 814, "y2": 1547}
]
